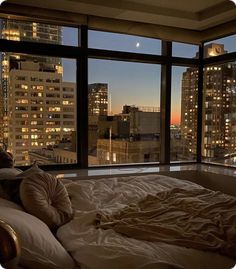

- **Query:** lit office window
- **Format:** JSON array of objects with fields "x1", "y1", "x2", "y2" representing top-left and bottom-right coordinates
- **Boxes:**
[
  {"x1": 88, "y1": 59, "x2": 161, "y2": 166},
  {"x1": 170, "y1": 66, "x2": 198, "y2": 162}
]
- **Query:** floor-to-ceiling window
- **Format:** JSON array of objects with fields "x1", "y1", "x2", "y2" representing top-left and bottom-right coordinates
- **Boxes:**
[{"x1": 202, "y1": 34, "x2": 236, "y2": 167}]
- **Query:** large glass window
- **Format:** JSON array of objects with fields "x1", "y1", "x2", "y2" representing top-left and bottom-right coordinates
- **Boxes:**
[
  {"x1": 172, "y1": 42, "x2": 199, "y2": 58},
  {"x1": 0, "y1": 19, "x2": 78, "y2": 46},
  {"x1": 88, "y1": 30, "x2": 161, "y2": 55},
  {"x1": 0, "y1": 52, "x2": 77, "y2": 166},
  {"x1": 88, "y1": 59, "x2": 161, "y2": 166},
  {"x1": 202, "y1": 62, "x2": 236, "y2": 166},
  {"x1": 171, "y1": 66, "x2": 198, "y2": 162}
]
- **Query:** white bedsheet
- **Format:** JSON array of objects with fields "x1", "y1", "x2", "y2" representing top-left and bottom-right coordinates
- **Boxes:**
[{"x1": 57, "y1": 174, "x2": 236, "y2": 269}]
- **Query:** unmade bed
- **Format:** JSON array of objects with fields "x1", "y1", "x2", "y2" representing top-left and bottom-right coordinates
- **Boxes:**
[{"x1": 57, "y1": 174, "x2": 236, "y2": 269}]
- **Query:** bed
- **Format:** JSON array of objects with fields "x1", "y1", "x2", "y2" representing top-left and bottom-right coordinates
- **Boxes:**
[
  {"x1": 1, "y1": 170, "x2": 236, "y2": 269},
  {"x1": 57, "y1": 173, "x2": 236, "y2": 269}
]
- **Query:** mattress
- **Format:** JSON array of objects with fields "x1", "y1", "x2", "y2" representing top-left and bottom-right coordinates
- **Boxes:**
[{"x1": 57, "y1": 174, "x2": 236, "y2": 269}]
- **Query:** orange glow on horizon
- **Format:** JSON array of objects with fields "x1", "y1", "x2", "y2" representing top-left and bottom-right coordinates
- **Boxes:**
[{"x1": 171, "y1": 113, "x2": 180, "y2": 125}]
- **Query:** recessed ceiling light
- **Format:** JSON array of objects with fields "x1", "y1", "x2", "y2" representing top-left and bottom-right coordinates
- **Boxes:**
[
  {"x1": 230, "y1": 0, "x2": 236, "y2": 4},
  {"x1": 0, "y1": 0, "x2": 6, "y2": 5}
]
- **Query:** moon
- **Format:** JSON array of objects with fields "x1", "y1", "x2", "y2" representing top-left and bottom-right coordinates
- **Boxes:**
[{"x1": 136, "y1": 42, "x2": 140, "y2": 48}]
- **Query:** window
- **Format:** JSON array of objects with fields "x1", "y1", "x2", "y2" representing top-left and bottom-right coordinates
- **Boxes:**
[
  {"x1": 172, "y1": 42, "x2": 199, "y2": 58},
  {"x1": 88, "y1": 59, "x2": 161, "y2": 166},
  {"x1": 171, "y1": 66, "x2": 198, "y2": 162},
  {"x1": 88, "y1": 30, "x2": 161, "y2": 55}
]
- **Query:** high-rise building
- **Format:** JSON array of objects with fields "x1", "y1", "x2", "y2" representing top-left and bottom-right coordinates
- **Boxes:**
[
  {"x1": 180, "y1": 66, "x2": 198, "y2": 158},
  {"x1": 7, "y1": 60, "x2": 76, "y2": 166},
  {"x1": 88, "y1": 83, "x2": 108, "y2": 116},
  {"x1": 0, "y1": 19, "x2": 62, "y2": 147},
  {"x1": 181, "y1": 43, "x2": 236, "y2": 161}
]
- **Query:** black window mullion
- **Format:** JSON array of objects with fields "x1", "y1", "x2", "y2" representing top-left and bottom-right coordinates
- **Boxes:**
[
  {"x1": 160, "y1": 41, "x2": 172, "y2": 164},
  {"x1": 77, "y1": 25, "x2": 88, "y2": 168}
]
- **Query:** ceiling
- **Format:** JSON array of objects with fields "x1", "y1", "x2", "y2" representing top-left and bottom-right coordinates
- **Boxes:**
[{"x1": 2, "y1": 0, "x2": 236, "y2": 31}]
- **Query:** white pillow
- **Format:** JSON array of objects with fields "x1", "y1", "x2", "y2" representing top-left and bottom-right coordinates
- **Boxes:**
[
  {"x1": 0, "y1": 207, "x2": 76, "y2": 269},
  {"x1": 0, "y1": 168, "x2": 22, "y2": 180}
]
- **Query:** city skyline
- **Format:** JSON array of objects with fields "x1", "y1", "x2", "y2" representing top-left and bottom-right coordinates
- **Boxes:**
[
  {"x1": 61, "y1": 28, "x2": 236, "y2": 127},
  {"x1": 1, "y1": 20, "x2": 236, "y2": 166}
]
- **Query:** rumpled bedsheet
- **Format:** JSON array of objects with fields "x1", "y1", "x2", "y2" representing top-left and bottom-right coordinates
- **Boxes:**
[{"x1": 97, "y1": 187, "x2": 236, "y2": 258}]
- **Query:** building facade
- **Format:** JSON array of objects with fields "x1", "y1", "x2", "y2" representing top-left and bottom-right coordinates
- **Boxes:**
[
  {"x1": 7, "y1": 60, "x2": 76, "y2": 165},
  {"x1": 0, "y1": 19, "x2": 62, "y2": 148},
  {"x1": 181, "y1": 43, "x2": 236, "y2": 162}
]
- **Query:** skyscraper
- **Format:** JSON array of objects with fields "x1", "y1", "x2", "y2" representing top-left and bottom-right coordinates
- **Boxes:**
[
  {"x1": 88, "y1": 83, "x2": 108, "y2": 116},
  {"x1": 7, "y1": 60, "x2": 76, "y2": 165},
  {"x1": 0, "y1": 19, "x2": 62, "y2": 146},
  {"x1": 181, "y1": 43, "x2": 236, "y2": 162},
  {"x1": 0, "y1": 19, "x2": 78, "y2": 165}
]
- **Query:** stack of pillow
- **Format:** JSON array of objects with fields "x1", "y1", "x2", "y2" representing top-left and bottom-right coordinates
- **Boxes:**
[{"x1": 0, "y1": 157, "x2": 76, "y2": 269}]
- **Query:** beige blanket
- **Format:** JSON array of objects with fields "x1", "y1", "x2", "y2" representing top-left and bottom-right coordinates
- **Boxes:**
[{"x1": 96, "y1": 188, "x2": 236, "y2": 259}]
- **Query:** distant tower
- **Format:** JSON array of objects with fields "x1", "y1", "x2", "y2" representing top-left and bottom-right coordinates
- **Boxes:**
[{"x1": 88, "y1": 83, "x2": 108, "y2": 116}]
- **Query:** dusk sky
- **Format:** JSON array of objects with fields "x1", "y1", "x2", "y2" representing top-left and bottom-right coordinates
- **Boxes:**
[{"x1": 61, "y1": 27, "x2": 230, "y2": 125}]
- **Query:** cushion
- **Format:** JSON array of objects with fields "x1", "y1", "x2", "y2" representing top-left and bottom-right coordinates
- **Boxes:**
[
  {"x1": 16, "y1": 163, "x2": 43, "y2": 178},
  {"x1": 0, "y1": 168, "x2": 22, "y2": 180},
  {"x1": 0, "y1": 206, "x2": 76, "y2": 269},
  {"x1": 0, "y1": 178, "x2": 23, "y2": 204},
  {"x1": 20, "y1": 172, "x2": 73, "y2": 230},
  {"x1": 0, "y1": 168, "x2": 23, "y2": 204},
  {"x1": 0, "y1": 150, "x2": 14, "y2": 168},
  {"x1": 0, "y1": 197, "x2": 24, "y2": 210}
]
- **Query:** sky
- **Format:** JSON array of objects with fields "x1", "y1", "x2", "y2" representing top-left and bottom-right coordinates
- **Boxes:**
[{"x1": 61, "y1": 28, "x2": 201, "y2": 125}]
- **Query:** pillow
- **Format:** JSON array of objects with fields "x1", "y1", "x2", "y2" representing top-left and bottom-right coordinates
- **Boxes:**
[
  {"x1": 0, "y1": 178, "x2": 23, "y2": 204},
  {"x1": 20, "y1": 172, "x2": 73, "y2": 230},
  {"x1": 0, "y1": 150, "x2": 14, "y2": 168},
  {"x1": 16, "y1": 163, "x2": 43, "y2": 178},
  {"x1": 0, "y1": 197, "x2": 24, "y2": 211},
  {"x1": 0, "y1": 168, "x2": 22, "y2": 180},
  {"x1": 0, "y1": 206, "x2": 76, "y2": 269}
]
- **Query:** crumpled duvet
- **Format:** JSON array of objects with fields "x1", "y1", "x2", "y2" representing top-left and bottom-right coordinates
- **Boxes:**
[
  {"x1": 57, "y1": 174, "x2": 236, "y2": 269},
  {"x1": 96, "y1": 187, "x2": 236, "y2": 258}
]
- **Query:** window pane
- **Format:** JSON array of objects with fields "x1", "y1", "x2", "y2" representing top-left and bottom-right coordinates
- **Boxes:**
[
  {"x1": 172, "y1": 42, "x2": 199, "y2": 58},
  {"x1": 88, "y1": 30, "x2": 161, "y2": 55},
  {"x1": 0, "y1": 19, "x2": 78, "y2": 46},
  {"x1": 204, "y1": 36, "x2": 236, "y2": 57},
  {"x1": 0, "y1": 53, "x2": 77, "y2": 166},
  {"x1": 202, "y1": 62, "x2": 236, "y2": 166},
  {"x1": 171, "y1": 66, "x2": 198, "y2": 162},
  {"x1": 88, "y1": 59, "x2": 161, "y2": 166}
]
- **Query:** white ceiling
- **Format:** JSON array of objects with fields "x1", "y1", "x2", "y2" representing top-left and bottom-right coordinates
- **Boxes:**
[{"x1": 2, "y1": 0, "x2": 236, "y2": 31}]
